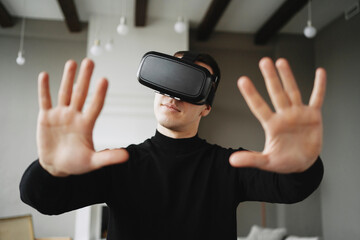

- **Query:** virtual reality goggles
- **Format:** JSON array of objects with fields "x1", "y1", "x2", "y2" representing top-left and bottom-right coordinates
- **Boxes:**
[{"x1": 137, "y1": 51, "x2": 219, "y2": 105}]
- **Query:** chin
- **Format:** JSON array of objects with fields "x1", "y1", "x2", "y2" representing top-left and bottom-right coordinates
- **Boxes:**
[
  {"x1": 156, "y1": 116, "x2": 182, "y2": 130},
  {"x1": 158, "y1": 118, "x2": 176, "y2": 129}
]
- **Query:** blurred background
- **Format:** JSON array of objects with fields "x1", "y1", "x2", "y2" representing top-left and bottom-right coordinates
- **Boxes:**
[{"x1": 0, "y1": 0, "x2": 359, "y2": 239}]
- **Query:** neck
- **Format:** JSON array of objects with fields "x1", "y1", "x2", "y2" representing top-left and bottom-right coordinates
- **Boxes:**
[{"x1": 156, "y1": 124, "x2": 198, "y2": 139}]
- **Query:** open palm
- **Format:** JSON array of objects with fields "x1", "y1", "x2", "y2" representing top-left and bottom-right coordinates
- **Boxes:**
[
  {"x1": 230, "y1": 58, "x2": 326, "y2": 173},
  {"x1": 37, "y1": 59, "x2": 128, "y2": 177}
]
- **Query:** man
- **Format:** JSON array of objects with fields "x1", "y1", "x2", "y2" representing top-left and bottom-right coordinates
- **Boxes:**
[{"x1": 20, "y1": 51, "x2": 326, "y2": 240}]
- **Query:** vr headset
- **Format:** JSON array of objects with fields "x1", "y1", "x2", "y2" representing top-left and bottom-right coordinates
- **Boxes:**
[{"x1": 137, "y1": 51, "x2": 219, "y2": 105}]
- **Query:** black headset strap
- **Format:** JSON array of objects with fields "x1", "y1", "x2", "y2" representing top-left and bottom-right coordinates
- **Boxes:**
[
  {"x1": 181, "y1": 51, "x2": 218, "y2": 106},
  {"x1": 181, "y1": 52, "x2": 200, "y2": 63}
]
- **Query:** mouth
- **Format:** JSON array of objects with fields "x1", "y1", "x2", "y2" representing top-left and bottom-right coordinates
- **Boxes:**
[{"x1": 161, "y1": 103, "x2": 181, "y2": 112}]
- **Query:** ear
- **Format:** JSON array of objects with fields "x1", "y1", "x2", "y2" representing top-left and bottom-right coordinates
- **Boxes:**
[{"x1": 200, "y1": 104, "x2": 211, "y2": 117}]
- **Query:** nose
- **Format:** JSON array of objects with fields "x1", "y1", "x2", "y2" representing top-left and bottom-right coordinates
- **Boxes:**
[{"x1": 157, "y1": 92, "x2": 182, "y2": 103}]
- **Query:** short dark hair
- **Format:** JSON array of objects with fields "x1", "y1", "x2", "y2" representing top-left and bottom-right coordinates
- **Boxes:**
[
  {"x1": 173, "y1": 51, "x2": 221, "y2": 81},
  {"x1": 174, "y1": 51, "x2": 221, "y2": 106}
]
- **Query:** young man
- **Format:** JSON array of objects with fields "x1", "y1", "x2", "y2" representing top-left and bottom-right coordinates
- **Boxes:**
[{"x1": 20, "y1": 51, "x2": 326, "y2": 240}]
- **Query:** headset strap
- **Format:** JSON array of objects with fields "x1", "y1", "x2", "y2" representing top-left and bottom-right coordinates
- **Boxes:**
[
  {"x1": 181, "y1": 51, "x2": 218, "y2": 106},
  {"x1": 181, "y1": 51, "x2": 200, "y2": 63}
]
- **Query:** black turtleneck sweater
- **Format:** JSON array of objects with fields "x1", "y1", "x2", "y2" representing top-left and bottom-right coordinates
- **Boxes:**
[{"x1": 20, "y1": 131, "x2": 323, "y2": 240}]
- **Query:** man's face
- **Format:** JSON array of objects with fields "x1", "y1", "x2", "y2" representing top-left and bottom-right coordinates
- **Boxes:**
[{"x1": 154, "y1": 61, "x2": 213, "y2": 134}]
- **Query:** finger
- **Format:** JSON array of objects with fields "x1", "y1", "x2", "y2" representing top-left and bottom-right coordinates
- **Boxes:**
[
  {"x1": 91, "y1": 148, "x2": 129, "y2": 170},
  {"x1": 309, "y1": 68, "x2": 327, "y2": 109},
  {"x1": 84, "y1": 78, "x2": 109, "y2": 125},
  {"x1": 275, "y1": 58, "x2": 303, "y2": 105},
  {"x1": 71, "y1": 58, "x2": 94, "y2": 111},
  {"x1": 58, "y1": 60, "x2": 77, "y2": 106},
  {"x1": 229, "y1": 150, "x2": 269, "y2": 169},
  {"x1": 38, "y1": 72, "x2": 52, "y2": 110},
  {"x1": 259, "y1": 57, "x2": 290, "y2": 111},
  {"x1": 238, "y1": 77, "x2": 273, "y2": 123}
]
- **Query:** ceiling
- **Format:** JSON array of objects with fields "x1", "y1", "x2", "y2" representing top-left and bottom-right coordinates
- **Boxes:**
[{"x1": 1, "y1": 0, "x2": 358, "y2": 36}]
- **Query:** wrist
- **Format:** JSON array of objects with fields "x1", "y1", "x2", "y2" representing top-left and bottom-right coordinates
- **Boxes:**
[{"x1": 38, "y1": 159, "x2": 69, "y2": 177}]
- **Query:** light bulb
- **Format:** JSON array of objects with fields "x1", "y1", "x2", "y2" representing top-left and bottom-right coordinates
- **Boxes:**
[
  {"x1": 16, "y1": 51, "x2": 25, "y2": 65},
  {"x1": 117, "y1": 17, "x2": 129, "y2": 35},
  {"x1": 90, "y1": 39, "x2": 103, "y2": 56},
  {"x1": 304, "y1": 21, "x2": 317, "y2": 38},
  {"x1": 105, "y1": 40, "x2": 114, "y2": 52},
  {"x1": 174, "y1": 17, "x2": 186, "y2": 33}
]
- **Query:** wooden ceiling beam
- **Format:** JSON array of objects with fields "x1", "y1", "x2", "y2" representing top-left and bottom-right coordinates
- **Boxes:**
[
  {"x1": 196, "y1": 0, "x2": 232, "y2": 41},
  {"x1": 254, "y1": 0, "x2": 308, "y2": 45},
  {"x1": 135, "y1": 0, "x2": 148, "y2": 27},
  {"x1": 0, "y1": 2, "x2": 14, "y2": 28},
  {"x1": 56, "y1": 0, "x2": 81, "y2": 32}
]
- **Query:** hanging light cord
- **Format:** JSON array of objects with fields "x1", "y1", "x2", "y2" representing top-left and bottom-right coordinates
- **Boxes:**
[
  {"x1": 179, "y1": 0, "x2": 184, "y2": 18},
  {"x1": 308, "y1": 0, "x2": 313, "y2": 24},
  {"x1": 122, "y1": 0, "x2": 127, "y2": 17},
  {"x1": 19, "y1": 17, "x2": 26, "y2": 53}
]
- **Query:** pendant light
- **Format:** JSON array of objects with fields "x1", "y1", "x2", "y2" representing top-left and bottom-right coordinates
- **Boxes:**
[
  {"x1": 303, "y1": 0, "x2": 317, "y2": 38},
  {"x1": 90, "y1": 39, "x2": 103, "y2": 56},
  {"x1": 105, "y1": 11, "x2": 114, "y2": 52},
  {"x1": 16, "y1": 17, "x2": 26, "y2": 65},
  {"x1": 117, "y1": 16, "x2": 129, "y2": 35},
  {"x1": 174, "y1": 0, "x2": 186, "y2": 34},
  {"x1": 16, "y1": 0, "x2": 27, "y2": 66},
  {"x1": 117, "y1": 0, "x2": 129, "y2": 35},
  {"x1": 174, "y1": 17, "x2": 186, "y2": 34},
  {"x1": 90, "y1": 16, "x2": 103, "y2": 56},
  {"x1": 105, "y1": 39, "x2": 114, "y2": 52}
]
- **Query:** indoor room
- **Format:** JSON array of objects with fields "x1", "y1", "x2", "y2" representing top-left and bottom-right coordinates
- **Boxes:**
[{"x1": 0, "y1": 0, "x2": 359, "y2": 240}]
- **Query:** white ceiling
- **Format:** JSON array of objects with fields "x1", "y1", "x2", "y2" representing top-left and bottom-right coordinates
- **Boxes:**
[{"x1": 2, "y1": 0, "x2": 358, "y2": 34}]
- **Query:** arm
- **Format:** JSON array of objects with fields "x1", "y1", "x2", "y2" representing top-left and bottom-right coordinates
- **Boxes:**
[
  {"x1": 237, "y1": 157, "x2": 324, "y2": 203},
  {"x1": 20, "y1": 58, "x2": 128, "y2": 213},
  {"x1": 20, "y1": 160, "x2": 111, "y2": 215}
]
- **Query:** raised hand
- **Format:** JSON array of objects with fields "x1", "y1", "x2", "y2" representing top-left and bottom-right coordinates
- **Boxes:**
[
  {"x1": 37, "y1": 59, "x2": 129, "y2": 177},
  {"x1": 230, "y1": 58, "x2": 326, "y2": 173}
]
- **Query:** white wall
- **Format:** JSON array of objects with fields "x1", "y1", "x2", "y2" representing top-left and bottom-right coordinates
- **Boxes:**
[
  {"x1": 85, "y1": 15, "x2": 188, "y2": 150},
  {"x1": 79, "y1": 14, "x2": 189, "y2": 240},
  {"x1": 273, "y1": 35, "x2": 323, "y2": 237},
  {"x1": 0, "y1": 19, "x2": 88, "y2": 238},
  {"x1": 315, "y1": 14, "x2": 360, "y2": 240},
  {"x1": 0, "y1": 14, "x2": 188, "y2": 239},
  {"x1": 191, "y1": 32, "x2": 322, "y2": 237}
]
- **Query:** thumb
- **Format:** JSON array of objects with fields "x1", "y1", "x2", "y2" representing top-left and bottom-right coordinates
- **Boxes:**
[
  {"x1": 91, "y1": 148, "x2": 129, "y2": 169},
  {"x1": 229, "y1": 150, "x2": 269, "y2": 169}
]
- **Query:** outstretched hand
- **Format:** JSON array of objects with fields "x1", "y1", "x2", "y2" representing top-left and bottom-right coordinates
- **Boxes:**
[
  {"x1": 37, "y1": 59, "x2": 129, "y2": 177},
  {"x1": 230, "y1": 58, "x2": 326, "y2": 173}
]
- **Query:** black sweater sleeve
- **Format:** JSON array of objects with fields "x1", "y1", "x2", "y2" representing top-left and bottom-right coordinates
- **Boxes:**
[
  {"x1": 19, "y1": 160, "x2": 111, "y2": 215},
  {"x1": 236, "y1": 157, "x2": 324, "y2": 203}
]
